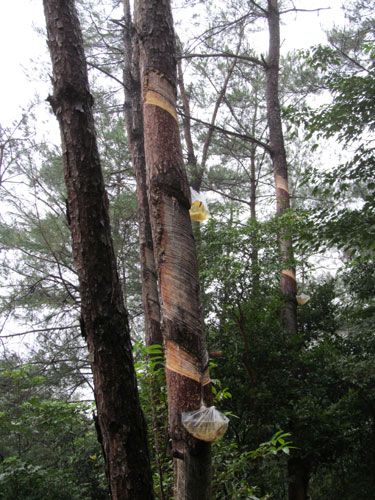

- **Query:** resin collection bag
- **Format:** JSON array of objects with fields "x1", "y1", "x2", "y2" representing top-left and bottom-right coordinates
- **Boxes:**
[
  {"x1": 189, "y1": 188, "x2": 210, "y2": 222},
  {"x1": 181, "y1": 405, "x2": 229, "y2": 442}
]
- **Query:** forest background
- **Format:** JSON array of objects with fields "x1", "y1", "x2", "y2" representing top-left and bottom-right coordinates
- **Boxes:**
[{"x1": 1, "y1": 0, "x2": 375, "y2": 499}]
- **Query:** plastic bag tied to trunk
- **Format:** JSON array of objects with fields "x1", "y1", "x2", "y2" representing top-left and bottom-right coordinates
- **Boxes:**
[
  {"x1": 189, "y1": 188, "x2": 210, "y2": 222},
  {"x1": 296, "y1": 293, "x2": 310, "y2": 305},
  {"x1": 181, "y1": 404, "x2": 229, "y2": 442}
]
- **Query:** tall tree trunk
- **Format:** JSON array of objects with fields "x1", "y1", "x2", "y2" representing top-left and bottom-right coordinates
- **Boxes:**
[
  {"x1": 123, "y1": 0, "x2": 162, "y2": 355},
  {"x1": 42, "y1": 1, "x2": 154, "y2": 498},
  {"x1": 123, "y1": 4, "x2": 168, "y2": 498},
  {"x1": 135, "y1": 1, "x2": 213, "y2": 498},
  {"x1": 288, "y1": 458, "x2": 310, "y2": 500},
  {"x1": 265, "y1": 2, "x2": 308, "y2": 499},
  {"x1": 249, "y1": 92, "x2": 261, "y2": 293},
  {"x1": 265, "y1": 0, "x2": 297, "y2": 336}
]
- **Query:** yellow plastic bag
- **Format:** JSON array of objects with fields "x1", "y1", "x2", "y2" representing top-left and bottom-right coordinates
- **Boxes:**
[
  {"x1": 189, "y1": 188, "x2": 210, "y2": 222},
  {"x1": 181, "y1": 405, "x2": 229, "y2": 442}
]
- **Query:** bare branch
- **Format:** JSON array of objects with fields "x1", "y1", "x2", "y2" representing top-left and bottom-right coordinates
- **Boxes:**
[
  {"x1": 185, "y1": 9, "x2": 255, "y2": 53},
  {"x1": 180, "y1": 52, "x2": 265, "y2": 68},
  {"x1": 202, "y1": 182, "x2": 252, "y2": 207},
  {"x1": 87, "y1": 61, "x2": 125, "y2": 88},
  {"x1": 280, "y1": 7, "x2": 330, "y2": 15},
  {"x1": 330, "y1": 42, "x2": 369, "y2": 73},
  {"x1": 248, "y1": 0, "x2": 268, "y2": 15},
  {"x1": 110, "y1": 18, "x2": 126, "y2": 28},
  {"x1": 178, "y1": 111, "x2": 271, "y2": 153},
  {"x1": 0, "y1": 325, "x2": 80, "y2": 338}
]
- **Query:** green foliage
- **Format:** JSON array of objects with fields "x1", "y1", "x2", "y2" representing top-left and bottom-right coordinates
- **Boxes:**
[
  {"x1": 212, "y1": 431, "x2": 294, "y2": 499},
  {"x1": 196, "y1": 191, "x2": 375, "y2": 498},
  {"x1": 0, "y1": 359, "x2": 109, "y2": 500},
  {"x1": 133, "y1": 342, "x2": 173, "y2": 499},
  {"x1": 2, "y1": 1, "x2": 375, "y2": 498},
  {"x1": 293, "y1": 12, "x2": 375, "y2": 258}
]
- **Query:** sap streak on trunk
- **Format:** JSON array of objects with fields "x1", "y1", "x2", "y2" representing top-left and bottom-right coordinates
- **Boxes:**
[
  {"x1": 43, "y1": 1, "x2": 154, "y2": 499},
  {"x1": 135, "y1": 0, "x2": 213, "y2": 498}
]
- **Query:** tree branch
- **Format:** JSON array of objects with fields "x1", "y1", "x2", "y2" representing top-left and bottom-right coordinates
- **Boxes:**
[
  {"x1": 330, "y1": 42, "x2": 369, "y2": 73},
  {"x1": 180, "y1": 52, "x2": 265, "y2": 68},
  {"x1": 178, "y1": 111, "x2": 271, "y2": 153},
  {"x1": 87, "y1": 61, "x2": 125, "y2": 88},
  {"x1": 280, "y1": 7, "x2": 330, "y2": 15},
  {"x1": 0, "y1": 325, "x2": 80, "y2": 338},
  {"x1": 248, "y1": 0, "x2": 268, "y2": 15}
]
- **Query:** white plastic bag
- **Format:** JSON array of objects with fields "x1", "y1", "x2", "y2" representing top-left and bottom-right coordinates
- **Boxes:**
[
  {"x1": 296, "y1": 293, "x2": 310, "y2": 305},
  {"x1": 181, "y1": 405, "x2": 229, "y2": 442}
]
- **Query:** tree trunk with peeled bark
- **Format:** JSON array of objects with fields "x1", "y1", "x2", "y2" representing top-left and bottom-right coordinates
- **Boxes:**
[
  {"x1": 135, "y1": 0, "x2": 214, "y2": 498},
  {"x1": 42, "y1": 1, "x2": 154, "y2": 498},
  {"x1": 265, "y1": 2, "x2": 308, "y2": 499},
  {"x1": 266, "y1": 0, "x2": 297, "y2": 337}
]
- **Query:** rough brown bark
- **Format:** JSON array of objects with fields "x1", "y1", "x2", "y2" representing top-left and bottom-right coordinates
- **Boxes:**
[
  {"x1": 266, "y1": 0, "x2": 297, "y2": 336},
  {"x1": 123, "y1": 4, "x2": 169, "y2": 498},
  {"x1": 123, "y1": 0, "x2": 162, "y2": 353},
  {"x1": 135, "y1": 0, "x2": 213, "y2": 498},
  {"x1": 42, "y1": 1, "x2": 154, "y2": 499}
]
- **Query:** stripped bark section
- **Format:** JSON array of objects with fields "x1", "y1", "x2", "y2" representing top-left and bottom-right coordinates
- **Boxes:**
[{"x1": 43, "y1": 1, "x2": 154, "y2": 498}]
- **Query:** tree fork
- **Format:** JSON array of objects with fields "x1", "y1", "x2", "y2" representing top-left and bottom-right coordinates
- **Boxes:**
[{"x1": 42, "y1": 1, "x2": 154, "y2": 498}]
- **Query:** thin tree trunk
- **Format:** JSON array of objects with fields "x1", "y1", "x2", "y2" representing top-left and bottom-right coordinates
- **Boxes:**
[
  {"x1": 123, "y1": 0, "x2": 162, "y2": 354},
  {"x1": 43, "y1": 1, "x2": 154, "y2": 498},
  {"x1": 249, "y1": 93, "x2": 261, "y2": 293},
  {"x1": 135, "y1": 1, "x2": 213, "y2": 498},
  {"x1": 266, "y1": 0, "x2": 297, "y2": 336},
  {"x1": 177, "y1": 25, "x2": 244, "y2": 192},
  {"x1": 123, "y1": 4, "x2": 168, "y2": 498},
  {"x1": 198, "y1": 24, "x2": 244, "y2": 191},
  {"x1": 265, "y1": 2, "x2": 308, "y2": 499}
]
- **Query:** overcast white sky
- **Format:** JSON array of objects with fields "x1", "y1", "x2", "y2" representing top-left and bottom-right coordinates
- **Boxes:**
[
  {"x1": 0, "y1": 1, "x2": 346, "y2": 126},
  {"x1": 0, "y1": 0, "x2": 47, "y2": 123}
]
